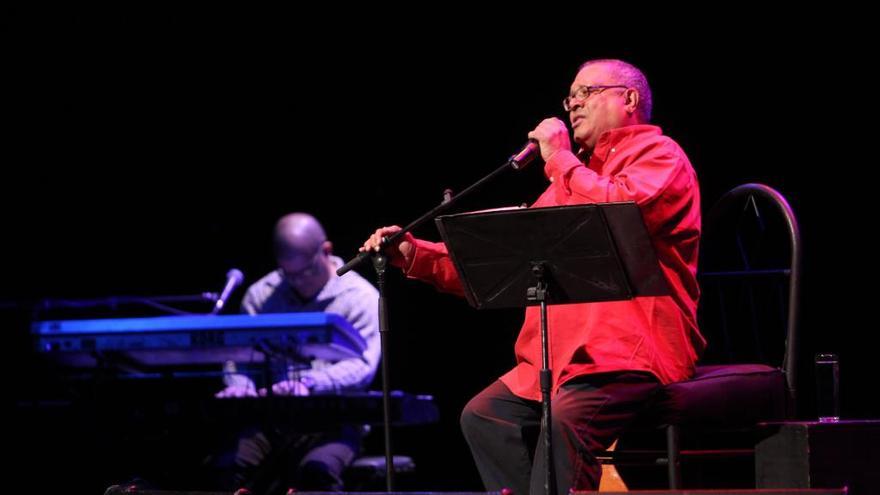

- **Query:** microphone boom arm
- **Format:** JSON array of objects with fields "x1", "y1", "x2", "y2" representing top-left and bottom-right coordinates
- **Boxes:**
[{"x1": 337, "y1": 142, "x2": 536, "y2": 276}]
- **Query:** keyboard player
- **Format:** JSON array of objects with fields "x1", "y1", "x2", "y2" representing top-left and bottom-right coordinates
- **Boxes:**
[{"x1": 213, "y1": 212, "x2": 380, "y2": 494}]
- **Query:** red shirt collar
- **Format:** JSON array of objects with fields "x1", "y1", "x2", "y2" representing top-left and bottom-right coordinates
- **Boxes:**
[{"x1": 589, "y1": 124, "x2": 662, "y2": 163}]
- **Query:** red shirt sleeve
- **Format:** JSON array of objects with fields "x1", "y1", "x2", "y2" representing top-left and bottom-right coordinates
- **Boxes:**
[{"x1": 403, "y1": 238, "x2": 466, "y2": 297}]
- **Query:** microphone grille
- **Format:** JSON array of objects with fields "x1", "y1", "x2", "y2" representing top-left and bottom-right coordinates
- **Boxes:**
[{"x1": 226, "y1": 268, "x2": 244, "y2": 284}]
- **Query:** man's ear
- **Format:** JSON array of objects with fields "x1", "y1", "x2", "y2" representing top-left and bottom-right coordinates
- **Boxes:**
[{"x1": 624, "y1": 88, "x2": 640, "y2": 116}]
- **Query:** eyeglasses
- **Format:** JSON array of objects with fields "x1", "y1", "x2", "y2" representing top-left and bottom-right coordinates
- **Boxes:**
[
  {"x1": 280, "y1": 245, "x2": 326, "y2": 281},
  {"x1": 562, "y1": 85, "x2": 629, "y2": 112}
]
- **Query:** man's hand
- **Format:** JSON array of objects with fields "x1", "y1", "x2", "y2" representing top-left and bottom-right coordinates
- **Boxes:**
[
  {"x1": 527, "y1": 117, "x2": 572, "y2": 162},
  {"x1": 215, "y1": 373, "x2": 257, "y2": 398},
  {"x1": 264, "y1": 379, "x2": 310, "y2": 396},
  {"x1": 360, "y1": 225, "x2": 415, "y2": 268}
]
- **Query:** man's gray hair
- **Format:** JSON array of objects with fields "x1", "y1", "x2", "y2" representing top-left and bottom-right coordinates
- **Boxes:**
[{"x1": 580, "y1": 59, "x2": 653, "y2": 123}]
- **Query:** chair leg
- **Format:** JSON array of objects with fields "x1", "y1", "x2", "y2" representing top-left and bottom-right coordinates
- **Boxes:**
[{"x1": 666, "y1": 424, "x2": 681, "y2": 489}]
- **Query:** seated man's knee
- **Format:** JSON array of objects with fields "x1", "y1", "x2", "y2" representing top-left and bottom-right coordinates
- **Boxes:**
[
  {"x1": 234, "y1": 430, "x2": 271, "y2": 470},
  {"x1": 460, "y1": 396, "x2": 486, "y2": 438}
]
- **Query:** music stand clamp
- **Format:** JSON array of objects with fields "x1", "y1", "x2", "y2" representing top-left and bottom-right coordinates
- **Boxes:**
[{"x1": 436, "y1": 202, "x2": 669, "y2": 495}]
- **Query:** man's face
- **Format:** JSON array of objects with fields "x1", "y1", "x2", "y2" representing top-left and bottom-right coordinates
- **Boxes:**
[
  {"x1": 567, "y1": 64, "x2": 630, "y2": 151},
  {"x1": 277, "y1": 242, "x2": 331, "y2": 300}
]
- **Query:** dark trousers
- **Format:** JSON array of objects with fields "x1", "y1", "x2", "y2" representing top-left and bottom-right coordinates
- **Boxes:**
[
  {"x1": 216, "y1": 425, "x2": 361, "y2": 495},
  {"x1": 460, "y1": 372, "x2": 660, "y2": 495}
]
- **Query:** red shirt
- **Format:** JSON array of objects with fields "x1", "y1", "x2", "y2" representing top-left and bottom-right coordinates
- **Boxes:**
[{"x1": 404, "y1": 125, "x2": 705, "y2": 400}]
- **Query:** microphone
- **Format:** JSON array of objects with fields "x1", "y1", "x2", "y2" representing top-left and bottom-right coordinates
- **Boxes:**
[
  {"x1": 509, "y1": 139, "x2": 541, "y2": 170},
  {"x1": 211, "y1": 268, "x2": 244, "y2": 314}
]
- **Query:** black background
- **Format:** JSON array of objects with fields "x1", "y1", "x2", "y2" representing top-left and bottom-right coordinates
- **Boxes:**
[{"x1": 3, "y1": 7, "x2": 875, "y2": 492}]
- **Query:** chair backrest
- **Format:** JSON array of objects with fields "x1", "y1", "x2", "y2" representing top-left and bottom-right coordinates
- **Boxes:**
[{"x1": 697, "y1": 183, "x2": 801, "y2": 417}]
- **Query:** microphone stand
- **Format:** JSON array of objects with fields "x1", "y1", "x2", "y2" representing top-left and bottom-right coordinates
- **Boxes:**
[{"x1": 337, "y1": 143, "x2": 539, "y2": 491}]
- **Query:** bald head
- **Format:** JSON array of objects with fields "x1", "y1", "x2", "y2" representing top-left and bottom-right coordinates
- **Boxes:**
[
  {"x1": 273, "y1": 213, "x2": 327, "y2": 260},
  {"x1": 273, "y1": 213, "x2": 335, "y2": 300}
]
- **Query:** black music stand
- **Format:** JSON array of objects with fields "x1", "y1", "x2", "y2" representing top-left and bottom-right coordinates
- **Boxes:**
[{"x1": 435, "y1": 202, "x2": 668, "y2": 495}]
